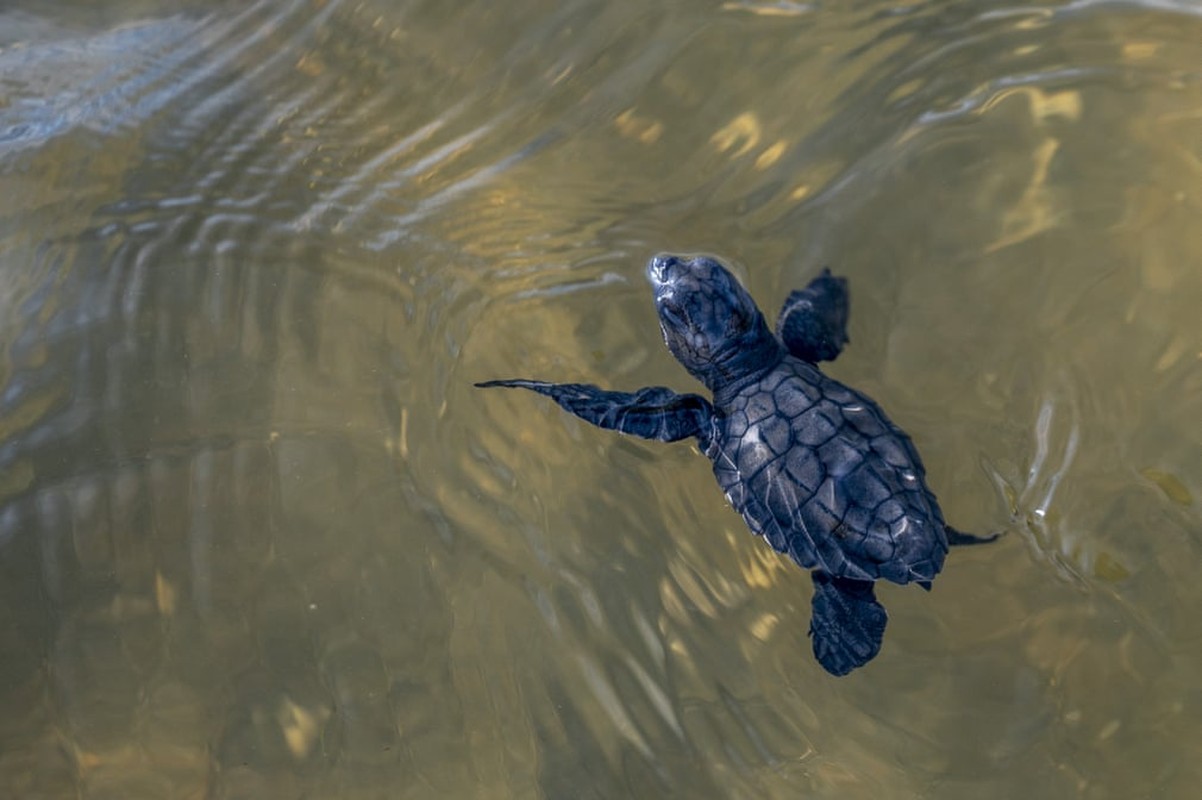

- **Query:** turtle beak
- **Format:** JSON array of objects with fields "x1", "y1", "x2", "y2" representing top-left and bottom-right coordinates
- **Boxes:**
[
  {"x1": 649, "y1": 257, "x2": 686, "y2": 328},
  {"x1": 648, "y1": 253, "x2": 684, "y2": 286}
]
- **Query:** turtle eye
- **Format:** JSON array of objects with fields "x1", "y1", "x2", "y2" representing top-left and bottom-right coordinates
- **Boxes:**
[{"x1": 659, "y1": 302, "x2": 685, "y2": 327}]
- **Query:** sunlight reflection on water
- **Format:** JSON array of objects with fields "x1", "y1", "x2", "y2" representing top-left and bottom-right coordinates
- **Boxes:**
[{"x1": 2, "y1": 0, "x2": 1202, "y2": 797}]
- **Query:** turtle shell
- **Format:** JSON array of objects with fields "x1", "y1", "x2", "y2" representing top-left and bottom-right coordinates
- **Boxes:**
[{"x1": 707, "y1": 355, "x2": 950, "y2": 585}]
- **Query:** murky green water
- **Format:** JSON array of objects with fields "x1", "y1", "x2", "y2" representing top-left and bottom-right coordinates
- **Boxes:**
[{"x1": 3, "y1": 0, "x2": 1202, "y2": 797}]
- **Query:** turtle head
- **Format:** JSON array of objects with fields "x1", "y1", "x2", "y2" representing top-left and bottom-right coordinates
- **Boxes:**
[{"x1": 648, "y1": 254, "x2": 782, "y2": 391}]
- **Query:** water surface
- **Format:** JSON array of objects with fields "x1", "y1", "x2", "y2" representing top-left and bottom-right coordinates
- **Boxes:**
[{"x1": 3, "y1": 0, "x2": 1202, "y2": 797}]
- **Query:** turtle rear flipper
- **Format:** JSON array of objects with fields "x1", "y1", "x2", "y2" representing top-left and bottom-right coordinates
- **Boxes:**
[
  {"x1": 475, "y1": 380, "x2": 713, "y2": 443},
  {"x1": 808, "y1": 571, "x2": 887, "y2": 676},
  {"x1": 776, "y1": 268, "x2": 849, "y2": 363}
]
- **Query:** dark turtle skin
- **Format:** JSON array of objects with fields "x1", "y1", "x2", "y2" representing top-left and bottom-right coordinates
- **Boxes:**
[{"x1": 477, "y1": 254, "x2": 995, "y2": 676}]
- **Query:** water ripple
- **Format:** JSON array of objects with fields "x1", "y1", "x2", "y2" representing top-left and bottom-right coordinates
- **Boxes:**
[{"x1": 4, "y1": 0, "x2": 1202, "y2": 796}]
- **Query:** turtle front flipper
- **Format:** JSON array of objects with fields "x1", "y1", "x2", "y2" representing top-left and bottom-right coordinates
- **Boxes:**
[
  {"x1": 476, "y1": 380, "x2": 713, "y2": 443},
  {"x1": 776, "y1": 268, "x2": 849, "y2": 363},
  {"x1": 808, "y1": 571, "x2": 888, "y2": 676}
]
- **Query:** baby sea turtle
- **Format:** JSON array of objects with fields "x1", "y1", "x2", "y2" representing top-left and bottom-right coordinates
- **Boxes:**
[{"x1": 477, "y1": 254, "x2": 995, "y2": 675}]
